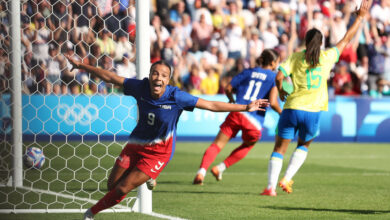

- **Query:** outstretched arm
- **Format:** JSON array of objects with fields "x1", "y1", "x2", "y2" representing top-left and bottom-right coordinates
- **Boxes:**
[
  {"x1": 65, "y1": 54, "x2": 125, "y2": 86},
  {"x1": 336, "y1": 0, "x2": 371, "y2": 53},
  {"x1": 195, "y1": 98, "x2": 269, "y2": 112}
]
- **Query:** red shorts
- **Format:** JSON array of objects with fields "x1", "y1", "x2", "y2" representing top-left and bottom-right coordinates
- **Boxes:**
[
  {"x1": 115, "y1": 139, "x2": 173, "y2": 179},
  {"x1": 220, "y1": 112, "x2": 262, "y2": 142}
]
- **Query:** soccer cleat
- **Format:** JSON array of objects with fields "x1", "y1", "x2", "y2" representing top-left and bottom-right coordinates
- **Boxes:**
[
  {"x1": 146, "y1": 178, "x2": 156, "y2": 190},
  {"x1": 279, "y1": 178, "x2": 294, "y2": 194},
  {"x1": 211, "y1": 166, "x2": 222, "y2": 181},
  {"x1": 260, "y1": 188, "x2": 277, "y2": 196},
  {"x1": 83, "y1": 208, "x2": 94, "y2": 220},
  {"x1": 193, "y1": 173, "x2": 204, "y2": 185}
]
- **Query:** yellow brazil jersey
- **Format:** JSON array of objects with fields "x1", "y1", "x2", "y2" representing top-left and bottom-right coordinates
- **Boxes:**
[{"x1": 279, "y1": 47, "x2": 340, "y2": 112}]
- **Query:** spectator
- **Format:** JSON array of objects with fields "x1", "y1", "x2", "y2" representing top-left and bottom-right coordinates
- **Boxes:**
[
  {"x1": 227, "y1": 1, "x2": 245, "y2": 30},
  {"x1": 211, "y1": 5, "x2": 227, "y2": 31},
  {"x1": 246, "y1": 28, "x2": 264, "y2": 67},
  {"x1": 191, "y1": 13, "x2": 213, "y2": 51},
  {"x1": 367, "y1": 18, "x2": 386, "y2": 96},
  {"x1": 97, "y1": 29, "x2": 116, "y2": 56},
  {"x1": 104, "y1": 0, "x2": 130, "y2": 39},
  {"x1": 45, "y1": 44, "x2": 62, "y2": 95},
  {"x1": 261, "y1": 20, "x2": 280, "y2": 49},
  {"x1": 114, "y1": 32, "x2": 134, "y2": 62},
  {"x1": 332, "y1": 61, "x2": 353, "y2": 95},
  {"x1": 61, "y1": 44, "x2": 79, "y2": 95},
  {"x1": 371, "y1": 78, "x2": 390, "y2": 97},
  {"x1": 370, "y1": 0, "x2": 390, "y2": 27},
  {"x1": 90, "y1": 76, "x2": 108, "y2": 94},
  {"x1": 226, "y1": 17, "x2": 243, "y2": 59},
  {"x1": 31, "y1": 15, "x2": 50, "y2": 66},
  {"x1": 71, "y1": 0, "x2": 97, "y2": 36},
  {"x1": 171, "y1": 13, "x2": 193, "y2": 52},
  {"x1": 116, "y1": 53, "x2": 136, "y2": 79},
  {"x1": 188, "y1": 63, "x2": 202, "y2": 94},
  {"x1": 169, "y1": 1, "x2": 186, "y2": 28},
  {"x1": 150, "y1": 15, "x2": 170, "y2": 44},
  {"x1": 202, "y1": 40, "x2": 219, "y2": 67},
  {"x1": 200, "y1": 67, "x2": 219, "y2": 95}
]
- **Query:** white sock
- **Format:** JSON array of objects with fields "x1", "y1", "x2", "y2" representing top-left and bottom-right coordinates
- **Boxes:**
[
  {"x1": 267, "y1": 152, "x2": 283, "y2": 190},
  {"x1": 197, "y1": 168, "x2": 206, "y2": 177},
  {"x1": 217, "y1": 162, "x2": 226, "y2": 173},
  {"x1": 283, "y1": 146, "x2": 308, "y2": 181}
]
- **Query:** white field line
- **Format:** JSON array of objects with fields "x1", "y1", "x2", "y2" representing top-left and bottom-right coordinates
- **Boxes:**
[
  {"x1": 0, "y1": 184, "x2": 186, "y2": 220},
  {"x1": 150, "y1": 212, "x2": 187, "y2": 220},
  {"x1": 244, "y1": 155, "x2": 390, "y2": 159},
  {"x1": 160, "y1": 172, "x2": 390, "y2": 176}
]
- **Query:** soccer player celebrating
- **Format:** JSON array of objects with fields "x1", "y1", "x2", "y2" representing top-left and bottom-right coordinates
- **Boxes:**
[
  {"x1": 64, "y1": 57, "x2": 269, "y2": 219},
  {"x1": 261, "y1": 0, "x2": 371, "y2": 196},
  {"x1": 193, "y1": 49, "x2": 282, "y2": 185}
]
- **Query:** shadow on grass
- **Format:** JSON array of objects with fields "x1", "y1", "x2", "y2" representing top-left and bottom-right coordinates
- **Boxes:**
[{"x1": 263, "y1": 206, "x2": 390, "y2": 215}]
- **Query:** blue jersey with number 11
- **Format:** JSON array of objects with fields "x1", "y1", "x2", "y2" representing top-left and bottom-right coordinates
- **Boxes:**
[{"x1": 230, "y1": 67, "x2": 276, "y2": 125}]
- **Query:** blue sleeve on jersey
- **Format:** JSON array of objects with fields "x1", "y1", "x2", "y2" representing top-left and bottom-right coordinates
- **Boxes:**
[
  {"x1": 123, "y1": 78, "x2": 145, "y2": 97},
  {"x1": 174, "y1": 88, "x2": 199, "y2": 111}
]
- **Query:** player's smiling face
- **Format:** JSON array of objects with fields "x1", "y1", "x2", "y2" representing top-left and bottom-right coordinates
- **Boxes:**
[{"x1": 149, "y1": 64, "x2": 171, "y2": 99}]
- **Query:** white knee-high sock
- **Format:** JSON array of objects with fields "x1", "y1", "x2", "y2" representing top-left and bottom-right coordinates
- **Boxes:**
[
  {"x1": 267, "y1": 152, "x2": 283, "y2": 190},
  {"x1": 283, "y1": 146, "x2": 308, "y2": 181}
]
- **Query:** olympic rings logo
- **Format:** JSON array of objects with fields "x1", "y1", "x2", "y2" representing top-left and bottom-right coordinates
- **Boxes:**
[{"x1": 56, "y1": 104, "x2": 99, "y2": 125}]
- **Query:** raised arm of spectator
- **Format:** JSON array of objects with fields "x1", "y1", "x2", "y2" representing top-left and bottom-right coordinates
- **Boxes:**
[
  {"x1": 351, "y1": 23, "x2": 364, "y2": 51},
  {"x1": 369, "y1": 18, "x2": 381, "y2": 43},
  {"x1": 328, "y1": 0, "x2": 338, "y2": 41},
  {"x1": 65, "y1": 54, "x2": 125, "y2": 86},
  {"x1": 66, "y1": 4, "x2": 73, "y2": 30},
  {"x1": 336, "y1": 0, "x2": 371, "y2": 53},
  {"x1": 287, "y1": 9, "x2": 297, "y2": 57},
  {"x1": 153, "y1": 17, "x2": 164, "y2": 50},
  {"x1": 21, "y1": 30, "x2": 30, "y2": 51},
  {"x1": 306, "y1": 0, "x2": 314, "y2": 29},
  {"x1": 342, "y1": 1, "x2": 352, "y2": 25}
]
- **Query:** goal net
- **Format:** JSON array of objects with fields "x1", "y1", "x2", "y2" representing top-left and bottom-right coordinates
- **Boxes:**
[{"x1": 0, "y1": 0, "x2": 151, "y2": 214}]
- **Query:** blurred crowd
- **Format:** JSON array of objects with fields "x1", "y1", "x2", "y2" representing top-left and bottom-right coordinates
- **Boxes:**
[{"x1": 0, "y1": 0, "x2": 390, "y2": 97}]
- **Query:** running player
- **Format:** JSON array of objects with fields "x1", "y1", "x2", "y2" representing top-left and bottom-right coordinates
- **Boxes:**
[
  {"x1": 193, "y1": 49, "x2": 282, "y2": 185},
  {"x1": 64, "y1": 57, "x2": 270, "y2": 219},
  {"x1": 261, "y1": 0, "x2": 371, "y2": 196}
]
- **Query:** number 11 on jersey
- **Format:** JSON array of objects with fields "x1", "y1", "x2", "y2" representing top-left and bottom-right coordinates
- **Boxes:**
[{"x1": 243, "y1": 80, "x2": 262, "y2": 101}]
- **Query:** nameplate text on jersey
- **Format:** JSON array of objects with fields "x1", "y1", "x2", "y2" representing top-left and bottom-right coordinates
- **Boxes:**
[{"x1": 251, "y1": 72, "x2": 267, "y2": 80}]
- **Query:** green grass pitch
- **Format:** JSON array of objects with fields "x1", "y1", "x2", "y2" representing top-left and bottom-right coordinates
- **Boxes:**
[{"x1": 1, "y1": 141, "x2": 389, "y2": 219}]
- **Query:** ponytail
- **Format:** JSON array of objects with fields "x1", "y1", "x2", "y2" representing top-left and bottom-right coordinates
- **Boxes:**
[{"x1": 304, "y1": 28, "x2": 323, "y2": 67}]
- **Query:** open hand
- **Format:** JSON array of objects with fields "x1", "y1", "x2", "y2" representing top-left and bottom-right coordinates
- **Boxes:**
[
  {"x1": 357, "y1": 0, "x2": 371, "y2": 18},
  {"x1": 247, "y1": 99, "x2": 270, "y2": 112}
]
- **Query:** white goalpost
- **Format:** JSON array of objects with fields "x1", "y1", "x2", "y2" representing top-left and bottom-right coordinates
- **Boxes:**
[{"x1": 0, "y1": 0, "x2": 156, "y2": 216}]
